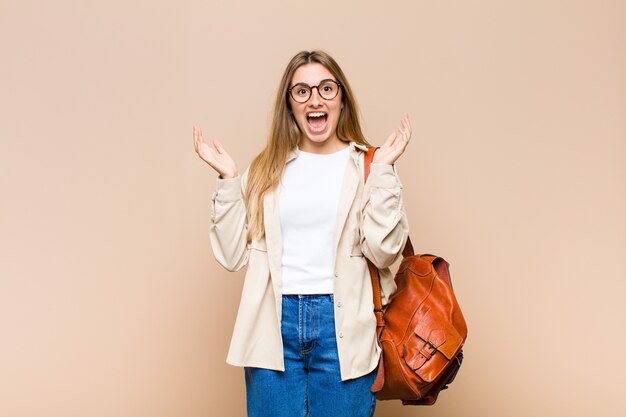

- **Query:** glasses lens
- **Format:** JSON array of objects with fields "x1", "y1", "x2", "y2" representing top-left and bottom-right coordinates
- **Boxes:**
[
  {"x1": 319, "y1": 80, "x2": 339, "y2": 100},
  {"x1": 291, "y1": 84, "x2": 311, "y2": 103}
]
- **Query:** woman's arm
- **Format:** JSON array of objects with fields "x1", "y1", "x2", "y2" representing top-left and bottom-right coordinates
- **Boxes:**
[
  {"x1": 359, "y1": 114, "x2": 412, "y2": 269},
  {"x1": 359, "y1": 163, "x2": 409, "y2": 269},
  {"x1": 209, "y1": 167, "x2": 251, "y2": 272},
  {"x1": 193, "y1": 126, "x2": 249, "y2": 271}
]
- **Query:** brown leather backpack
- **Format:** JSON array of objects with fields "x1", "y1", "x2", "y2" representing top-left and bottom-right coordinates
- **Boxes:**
[{"x1": 364, "y1": 147, "x2": 468, "y2": 405}]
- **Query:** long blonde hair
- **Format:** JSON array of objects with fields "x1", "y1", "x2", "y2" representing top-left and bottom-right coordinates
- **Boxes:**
[{"x1": 245, "y1": 50, "x2": 370, "y2": 242}]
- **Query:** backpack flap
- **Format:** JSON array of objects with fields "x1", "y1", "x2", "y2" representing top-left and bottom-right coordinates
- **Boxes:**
[{"x1": 402, "y1": 309, "x2": 464, "y2": 383}]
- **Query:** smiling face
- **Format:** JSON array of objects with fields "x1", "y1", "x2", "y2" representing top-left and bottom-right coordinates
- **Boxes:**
[{"x1": 288, "y1": 63, "x2": 344, "y2": 153}]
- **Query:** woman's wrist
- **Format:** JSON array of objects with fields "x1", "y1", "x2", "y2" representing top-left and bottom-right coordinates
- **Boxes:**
[{"x1": 219, "y1": 171, "x2": 238, "y2": 179}]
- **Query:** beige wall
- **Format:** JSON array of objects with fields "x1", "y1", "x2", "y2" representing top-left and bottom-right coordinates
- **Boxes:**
[{"x1": 1, "y1": 0, "x2": 625, "y2": 416}]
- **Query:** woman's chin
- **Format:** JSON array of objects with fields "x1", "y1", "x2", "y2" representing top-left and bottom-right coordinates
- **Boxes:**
[{"x1": 304, "y1": 124, "x2": 328, "y2": 139}]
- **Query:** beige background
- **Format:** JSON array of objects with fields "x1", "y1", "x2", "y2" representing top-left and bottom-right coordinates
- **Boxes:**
[{"x1": 1, "y1": 0, "x2": 625, "y2": 416}]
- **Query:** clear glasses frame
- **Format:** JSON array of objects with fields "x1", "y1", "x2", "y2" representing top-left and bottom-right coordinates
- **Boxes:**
[{"x1": 287, "y1": 79, "x2": 342, "y2": 103}]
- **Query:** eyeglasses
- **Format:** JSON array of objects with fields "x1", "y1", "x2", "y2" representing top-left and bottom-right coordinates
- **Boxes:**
[{"x1": 288, "y1": 79, "x2": 341, "y2": 103}]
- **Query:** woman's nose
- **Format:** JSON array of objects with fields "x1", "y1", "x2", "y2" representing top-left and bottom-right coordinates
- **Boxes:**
[{"x1": 309, "y1": 87, "x2": 322, "y2": 106}]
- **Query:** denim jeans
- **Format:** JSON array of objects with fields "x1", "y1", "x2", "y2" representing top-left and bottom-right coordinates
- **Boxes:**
[{"x1": 245, "y1": 294, "x2": 377, "y2": 417}]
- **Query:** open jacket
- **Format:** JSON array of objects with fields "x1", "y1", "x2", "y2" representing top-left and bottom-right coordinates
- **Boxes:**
[{"x1": 209, "y1": 141, "x2": 409, "y2": 381}]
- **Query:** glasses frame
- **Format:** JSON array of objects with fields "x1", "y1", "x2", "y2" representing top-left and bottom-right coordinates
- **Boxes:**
[{"x1": 287, "y1": 79, "x2": 342, "y2": 103}]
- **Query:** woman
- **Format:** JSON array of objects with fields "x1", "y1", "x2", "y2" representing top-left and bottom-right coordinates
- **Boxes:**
[{"x1": 193, "y1": 50, "x2": 411, "y2": 417}]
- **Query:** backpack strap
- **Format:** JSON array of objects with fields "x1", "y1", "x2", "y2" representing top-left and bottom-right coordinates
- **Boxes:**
[
  {"x1": 365, "y1": 146, "x2": 409, "y2": 394},
  {"x1": 363, "y1": 148, "x2": 385, "y2": 331}
]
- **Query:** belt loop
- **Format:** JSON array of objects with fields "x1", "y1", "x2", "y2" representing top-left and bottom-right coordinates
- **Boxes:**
[{"x1": 329, "y1": 294, "x2": 334, "y2": 303}]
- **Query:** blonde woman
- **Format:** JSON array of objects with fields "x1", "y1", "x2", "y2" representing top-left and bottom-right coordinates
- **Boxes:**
[{"x1": 193, "y1": 50, "x2": 411, "y2": 417}]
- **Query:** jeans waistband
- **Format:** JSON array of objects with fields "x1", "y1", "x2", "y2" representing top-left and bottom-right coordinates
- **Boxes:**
[{"x1": 282, "y1": 294, "x2": 334, "y2": 302}]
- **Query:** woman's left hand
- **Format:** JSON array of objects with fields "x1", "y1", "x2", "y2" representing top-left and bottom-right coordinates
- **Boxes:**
[{"x1": 372, "y1": 113, "x2": 412, "y2": 164}]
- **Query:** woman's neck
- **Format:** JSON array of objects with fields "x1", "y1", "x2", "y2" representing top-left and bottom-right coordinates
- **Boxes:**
[{"x1": 298, "y1": 136, "x2": 349, "y2": 154}]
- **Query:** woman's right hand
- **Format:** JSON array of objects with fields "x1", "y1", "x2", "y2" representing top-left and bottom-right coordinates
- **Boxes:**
[{"x1": 193, "y1": 126, "x2": 238, "y2": 179}]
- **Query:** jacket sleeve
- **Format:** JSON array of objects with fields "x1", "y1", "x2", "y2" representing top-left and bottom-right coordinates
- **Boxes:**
[
  {"x1": 359, "y1": 162, "x2": 409, "y2": 269},
  {"x1": 209, "y1": 167, "x2": 251, "y2": 272}
]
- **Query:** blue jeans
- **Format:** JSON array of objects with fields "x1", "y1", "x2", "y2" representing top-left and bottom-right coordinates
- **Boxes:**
[{"x1": 245, "y1": 294, "x2": 377, "y2": 417}]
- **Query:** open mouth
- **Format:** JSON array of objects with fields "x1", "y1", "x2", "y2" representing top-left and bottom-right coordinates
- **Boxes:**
[{"x1": 306, "y1": 111, "x2": 328, "y2": 133}]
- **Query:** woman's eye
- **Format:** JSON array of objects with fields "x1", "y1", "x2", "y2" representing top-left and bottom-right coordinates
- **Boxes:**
[{"x1": 297, "y1": 88, "x2": 308, "y2": 95}]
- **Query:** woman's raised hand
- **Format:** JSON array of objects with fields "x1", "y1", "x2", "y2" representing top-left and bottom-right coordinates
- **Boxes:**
[
  {"x1": 193, "y1": 126, "x2": 238, "y2": 179},
  {"x1": 372, "y1": 113, "x2": 412, "y2": 165}
]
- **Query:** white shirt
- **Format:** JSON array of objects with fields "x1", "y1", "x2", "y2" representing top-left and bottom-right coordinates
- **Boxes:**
[{"x1": 278, "y1": 146, "x2": 351, "y2": 294}]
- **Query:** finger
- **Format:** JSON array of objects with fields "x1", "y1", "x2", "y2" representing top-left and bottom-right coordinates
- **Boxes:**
[
  {"x1": 393, "y1": 129, "x2": 408, "y2": 152},
  {"x1": 193, "y1": 126, "x2": 200, "y2": 143},
  {"x1": 201, "y1": 144, "x2": 221, "y2": 167},
  {"x1": 200, "y1": 129, "x2": 209, "y2": 152},
  {"x1": 196, "y1": 128, "x2": 206, "y2": 153},
  {"x1": 393, "y1": 134, "x2": 406, "y2": 153},
  {"x1": 397, "y1": 121, "x2": 407, "y2": 137},
  {"x1": 401, "y1": 115, "x2": 410, "y2": 134},
  {"x1": 400, "y1": 124, "x2": 410, "y2": 142},
  {"x1": 404, "y1": 115, "x2": 412, "y2": 138},
  {"x1": 384, "y1": 132, "x2": 397, "y2": 148},
  {"x1": 400, "y1": 117, "x2": 411, "y2": 141},
  {"x1": 193, "y1": 126, "x2": 200, "y2": 152},
  {"x1": 213, "y1": 138, "x2": 228, "y2": 155}
]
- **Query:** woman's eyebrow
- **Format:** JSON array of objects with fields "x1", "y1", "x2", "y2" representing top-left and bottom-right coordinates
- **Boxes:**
[{"x1": 290, "y1": 78, "x2": 336, "y2": 87}]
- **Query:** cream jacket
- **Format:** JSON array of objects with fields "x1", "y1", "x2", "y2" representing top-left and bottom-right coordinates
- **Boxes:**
[{"x1": 209, "y1": 141, "x2": 409, "y2": 381}]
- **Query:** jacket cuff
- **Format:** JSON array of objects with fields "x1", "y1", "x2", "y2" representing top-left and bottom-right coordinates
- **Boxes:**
[
  {"x1": 212, "y1": 175, "x2": 243, "y2": 202},
  {"x1": 367, "y1": 163, "x2": 402, "y2": 189}
]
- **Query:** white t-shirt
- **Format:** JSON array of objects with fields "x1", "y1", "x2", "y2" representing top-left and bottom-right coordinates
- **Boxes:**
[{"x1": 278, "y1": 145, "x2": 351, "y2": 294}]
